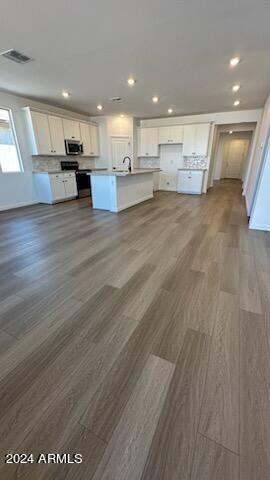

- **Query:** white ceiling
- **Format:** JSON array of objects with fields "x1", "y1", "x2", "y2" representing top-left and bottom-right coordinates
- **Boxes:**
[{"x1": 0, "y1": 0, "x2": 270, "y2": 118}]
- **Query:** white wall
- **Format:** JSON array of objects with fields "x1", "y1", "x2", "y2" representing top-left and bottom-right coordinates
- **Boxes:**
[
  {"x1": 243, "y1": 94, "x2": 270, "y2": 214},
  {"x1": 0, "y1": 90, "x2": 91, "y2": 210},
  {"x1": 249, "y1": 131, "x2": 270, "y2": 231}
]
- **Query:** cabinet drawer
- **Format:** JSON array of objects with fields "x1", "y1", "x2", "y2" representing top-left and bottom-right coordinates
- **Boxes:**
[
  {"x1": 49, "y1": 173, "x2": 64, "y2": 180},
  {"x1": 63, "y1": 172, "x2": 75, "y2": 178}
]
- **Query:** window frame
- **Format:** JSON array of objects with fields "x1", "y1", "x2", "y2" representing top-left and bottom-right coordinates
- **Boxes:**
[{"x1": 0, "y1": 107, "x2": 23, "y2": 173}]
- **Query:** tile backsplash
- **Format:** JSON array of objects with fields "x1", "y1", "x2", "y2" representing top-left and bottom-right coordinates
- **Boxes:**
[
  {"x1": 32, "y1": 156, "x2": 96, "y2": 172},
  {"x1": 139, "y1": 158, "x2": 160, "y2": 168},
  {"x1": 183, "y1": 156, "x2": 207, "y2": 169}
]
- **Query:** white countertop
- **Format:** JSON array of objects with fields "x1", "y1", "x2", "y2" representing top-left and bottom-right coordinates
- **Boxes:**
[
  {"x1": 88, "y1": 168, "x2": 161, "y2": 177},
  {"x1": 32, "y1": 170, "x2": 76, "y2": 174},
  {"x1": 178, "y1": 168, "x2": 207, "y2": 171},
  {"x1": 33, "y1": 168, "x2": 107, "y2": 174}
]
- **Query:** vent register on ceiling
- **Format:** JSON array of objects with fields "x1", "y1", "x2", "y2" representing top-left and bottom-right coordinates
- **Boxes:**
[{"x1": 0, "y1": 49, "x2": 33, "y2": 64}]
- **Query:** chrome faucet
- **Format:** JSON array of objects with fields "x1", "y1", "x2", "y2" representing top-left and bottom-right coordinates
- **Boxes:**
[{"x1": 123, "y1": 156, "x2": 132, "y2": 172}]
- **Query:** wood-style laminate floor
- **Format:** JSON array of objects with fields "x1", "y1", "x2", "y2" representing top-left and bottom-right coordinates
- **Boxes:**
[{"x1": 0, "y1": 179, "x2": 270, "y2": 479}]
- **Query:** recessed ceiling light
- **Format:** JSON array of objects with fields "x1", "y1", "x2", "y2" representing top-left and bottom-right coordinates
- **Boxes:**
[
  {"x1": 127, "y1": 77, "x2": 135, "y2": 86},
  {"x1": 229, "y1": 130, "x2": 233, "y2": 134},
  {"x1": 168, "y1": 108, "x2": 173, "y2": 114},
  {"x1": 234, "y1": 100, "x2": 240, "y2": 106},
  {"x1": 120, "y1": 114, "x2": 125, "y2": 118},
  {"x1": 230, "y1": 57, "x2": 240, "y2": 67},
  {"x1": 62, "y1": 91, "x2": 70, "y2": 98},
  {"x1": 152, "y1": 96, "x2": 159, "y2": 103},
  {"x1": 232, "y1": 84, "x2": 240, "y2": 92},
  {"x1": 97, "y1": 104, "x2": 103, "y2": 110}
]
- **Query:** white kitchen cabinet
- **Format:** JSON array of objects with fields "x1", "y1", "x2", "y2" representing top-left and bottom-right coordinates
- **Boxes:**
[
  {"x1": 24, "y1": 109, "x2": 66, "y2": 155},
  {"x1": 34, "y1": 172, "x2": 78, "y2": 204},
  {"x1": 183, "y1": 123, "x2": 210, "y2": 156},
  {"x1": 29, "y1": 111, "x2": 52, "y2": 155},
  {"x1": 63, "y1": 172, "x2": 78, "y2": 197},
  {"x1": 48, "y1": 115, "x2": 66, "y2": 155},
  {"x1": 63, "y1": 118, "x2": 81, "y2": 140},
  {"x1": 158, "y1": 125, "x2": 183, "y2": 144},
  {"x1": 177, "y1": 169, "x2": 205, "y2": 194},
  {"x1": 50, "y1": 176, "x2": 66, "y2": 200},
  {"x1": 80, "y1": 122, "x2": 92, "y2": 156},
  {"x1": 79, "y1": 123, "x2": 99, "y2": 157},
  {"x1": 89, "y1": 124, "x2": 99, "y2": 156},
  {"x1": 138, "y1": 127, "x2": 159, "y2": 157}
]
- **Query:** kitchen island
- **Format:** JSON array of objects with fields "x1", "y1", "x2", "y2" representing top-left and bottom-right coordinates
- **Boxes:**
[{"x1": 88, "y1": 169, "x2": 159, "y2": 212}]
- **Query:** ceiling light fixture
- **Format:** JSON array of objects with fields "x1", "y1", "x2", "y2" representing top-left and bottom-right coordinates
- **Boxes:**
[
  {"x1": 232, "y1": 84, "x2": 240, "y2": 92},
  {"x1": 229, "y1": 130, "x2": 233, "y2": 134},
  {"x1": 168, "y1": 108, "x2": 173, "y2": 114},
  {"x1": 230, "y1": 57, "x2": 240, "y2": 67},
  {"x1": 62, "y1": 91, "x2": 70, "y2": 98},
  {"x1": 120, "y1": 114, "x2": 125, "y2": 118},
  {"x1": 234, "y1": 100, "x2": 240, "y2": 106},
  {"x1": 97, "y1": 104, "x2": 103, "y2": 111},
  {"x1": 152, "y1": 96, "x2": 159, "y2": 103},
  {"x1": 127, "y1": 77, "x2": 135, "y2": 86}
]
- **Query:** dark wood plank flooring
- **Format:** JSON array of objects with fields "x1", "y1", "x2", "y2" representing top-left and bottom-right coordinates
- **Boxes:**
[{"x1": 0, "y1": 179, "x2": 270, "y2": 479}]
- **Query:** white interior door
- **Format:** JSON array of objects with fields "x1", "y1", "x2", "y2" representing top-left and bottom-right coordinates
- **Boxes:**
[
  {"x1": 111, "y1": 136, "x2": 131, "y2": 169},
  {"x1": 222, "y1": 139, "x2": 250, "y2": 179}
]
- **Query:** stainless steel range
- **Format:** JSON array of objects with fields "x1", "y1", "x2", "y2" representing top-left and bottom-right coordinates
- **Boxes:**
[{"x1": 61, "y1": 161, "x2": 91, "y2": 198}]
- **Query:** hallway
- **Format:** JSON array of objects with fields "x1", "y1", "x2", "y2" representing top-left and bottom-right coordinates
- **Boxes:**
[{"x1": 0, "y1": 180, "x2": 269, "y2": 479}]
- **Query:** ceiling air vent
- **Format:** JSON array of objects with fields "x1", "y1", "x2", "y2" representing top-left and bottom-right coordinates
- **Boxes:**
[
  {"x1": 0, "y1": 49, "x2": 33, "y2": 64},
  {"x1": 109, "y1": 97, "x2": 123, "y2": 102}
]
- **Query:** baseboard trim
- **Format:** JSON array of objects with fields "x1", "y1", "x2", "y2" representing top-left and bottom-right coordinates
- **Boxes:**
[
  {"x1": 0, "y1": 200, "x2": 38, "y2": 212},
  {"x1": 249, "y1": 222, "x2": 270, "y2": 232}
]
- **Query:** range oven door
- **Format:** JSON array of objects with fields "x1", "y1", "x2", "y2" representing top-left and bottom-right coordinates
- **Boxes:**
[
  {"x1": 65, "y1": 140, "x2": 83, "y2": 155},
  {"x1": 76, "y1": 172, "x2": 91, "y2": 197}
]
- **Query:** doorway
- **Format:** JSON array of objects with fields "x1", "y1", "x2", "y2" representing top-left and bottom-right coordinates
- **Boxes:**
[
  {"x1": 221, "y1": 137, "x2": 250, "y2": 179},
  {"x1": 111, "y1": 136, "x2": 131, "y2": 169}
]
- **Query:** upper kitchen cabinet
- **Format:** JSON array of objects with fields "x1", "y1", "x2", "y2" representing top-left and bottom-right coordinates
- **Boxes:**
[
  {"x1": 28, "y1": 111, "x2": 51, "y2": 155},
  {"x1": 137, "y1": 127, "x2": 159, "y2": 157},
  {"x1": 89, "y1": 124, "x2": 99, "y2": 156},
  {"x1": 48, "y1": 115, "x2": 66, "y2": 155},
  {"x1": 158, "y1": 125, "x2": 183, "y2": 144},
  {"x1": 63, "y1": 118, "x2": 81, "y2": 140},
  {"x1": 182, "y1": 123, "x2": 210, "y2": 156},
  {"x1": 80, "y1": 122, "x2": 91, "y2": 156},
  {"x1": 79, "y1": 123, "x2": 99, "y2": 157},
  {"x1": 24, "y1": 108, "x2": 66, "y2": 155}
]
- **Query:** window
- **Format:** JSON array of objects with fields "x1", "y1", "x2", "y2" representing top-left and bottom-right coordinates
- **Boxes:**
[{"x1": 0, "y1": 108, "x2": 22, "y2": 172}]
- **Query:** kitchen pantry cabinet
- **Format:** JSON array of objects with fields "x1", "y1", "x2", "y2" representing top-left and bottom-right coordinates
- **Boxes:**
[
  {"x1": 158, "y1": 125, "x2": 183, "y2": 144},
  {"x1": 138, "y1": 127, "x2": 159, "y2": 157},
  {"x1": 25, "y1": 110, "x2": 66, "y2": 156},
  {"x1": 182, "y1": 123, "x2": 210, "y2": 156},
  {"x1": 79, "y1": 123, "x2": 100, "y2": 157},
  {"x1": 34, "y1": 172, "x2": 78, "y2": 204},
  {"x1": 63, "y1": 118, "x2": 81, "y2": 141}
]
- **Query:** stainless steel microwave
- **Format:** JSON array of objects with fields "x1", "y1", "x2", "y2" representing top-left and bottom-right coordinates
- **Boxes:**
[{"x1": 65, "y1": 139, "x2": 83, "y2": 155}]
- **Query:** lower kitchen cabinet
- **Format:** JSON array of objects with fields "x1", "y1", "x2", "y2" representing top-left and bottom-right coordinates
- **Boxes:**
[
  {"x1": 177, "y1": 169, "x2": 205, "y2": 194},
  {"x1": 34, "y1": 172, "x2": 78, "y2": 204}
]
